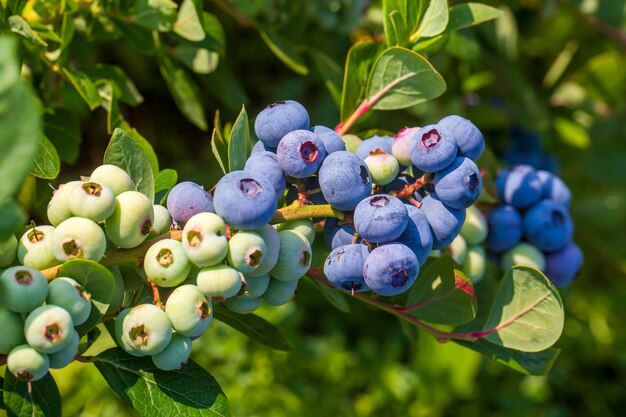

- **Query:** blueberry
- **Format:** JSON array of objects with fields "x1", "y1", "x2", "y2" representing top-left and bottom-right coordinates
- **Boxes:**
[
  {"x1": 52, "y1": 217, "x2": 107, "y2": 262},
  {"x1": 181, "y1": 212, "x2": 228, "y2": 267},
  {"x1": 544, "y1": 243, "x2": 583, "y2": 287},
  {"x1": 17, "y1": 225, "x2": 57, "y2": 269},
  {"x1": 0, "y1": 234, "x2": 17, "y2": 267},
  {"x1": 213, "y1": 171, "x2": 277, "y2": 230},
  {"x1": 323, "y1": 218, "x2": 357, "y2": 250},
  {"x1": 275, "y1": 219, "x2": 315, "y2": 244},
  {"x1": 227, "y1": 231, "x2": 267, "y2": 275},
  {"x1": 0, "y1": 307, "x2": 25, "y2": 354},
  {"x1": 486, "y1": 205, "x2": 523, "y2": 252},
  {"x1": 418, "y1": 193, "x2": 466, "y2": 250},
  {"x1": 69, "y1": 181, "x2": 116, "y2": 222},
  {"x1": 363, "y1": 244, "x2": 419, "y2": 296},
  {"x1": 114, "y1": 308, "x2": 147, "y2": 357},
  {"x1": 262, "y1": 278, "x2": 298, "y2": 306},
  {"x1": 449, "y1": 235, "x2": 468, "y2": 264},
  {"x1": 323, "y1": 244, "x2": 370, "y2": 292},
  {"x1": 500, "y1": 242, "x2": 546, "y2": 271},
  {"x1": 105, "y1": 191, "x2": 154, "y2": 249},
  {"x1": 166, "y1": 181, "x2": 215, "y2": 224},
  {"x1": 356, "y1": 135, "x2": 394, "y2": 160},
  {"x1": 196, "y1": 265, "x2": 243, "y2": 299},
  {"x1": 47, "y1": 181, "x2": 80, "y2": 226},
  {"x1": 48, "y1": 329, "x2": 80, "y2": 369},
  {"x1": 354, "y1": 195, "x2": 408, "y2": 243},
  {"x1": 318, "y1": 151, "x2": 372, "y2": 211},
  {"x1": 409, "y1": 124, "x2": 457, "y2": 173},
  {"x1": 313, "y1": 125, "x2": 346, "y2": 154},
  {"x1": 392, "y1": 127, "x2": 420, "y2": 166},
  {"x1": 7, "y1": 345, "x2": 49, "y2": 382},
  {"x1": 463, "y1": 245, "x2": 486, "y2": 283},
  {"x1": 536, "y1": 170, "x2": 572, "y2": 207},
  {"x1": 24, "y1": 305, "x2": 74, "y2": 354},
  {"x1": 438, "y1": 115, "x2": 485, "y2": 161},
  {"x1": 244, "y1": 151, "x2": 287, "y2": 197},
  {"x1": 224, "y1": 296, "x2": 263, "y2": 314},
  {"x1": 460, "y1": 206, "x2": 488, "y2": 245},
  {"x1": 165, "y1": 284, "x2": 212, "y2": 338},
  {"x1": 496, "y1": 165, "x2": 542, "y2": 209},
  {"x1": 251, "y1": 140, "x2": 276, "y2": 156},
  {"x1": 152, "y1": 205, "x2": 172, "y2": 235},
  {"x1": 249, "y1": 224, "x2": 281, "y2": 276},
  {"x1": 254, "y1": 100, "x2": 310, "y2": 148},
  {"x1": 523, "y1": 200, "x2": 573, "y2": 252},
  {"x1": 238, "y1": 274, "x2": 270, "y2": 299},
  {"x1": 47, "y1": 277, "x2": 92, "y2": 326},
  {"x1": 143, "y1": 239, "x2": 191, "y2": 287},
  {"x1": 382, "y1": 174, "x2": 417, "y2": 199},
  {"x1": 151, "y1": 333, "x2": 193, "y2": 371},
  {"x1": 276, "y1": 129, "x2": 327, "y2": 178},
  {"x1": 121, "y1": 303, "x2": 173, "y2": 356},
  {"x1": 341, "y1": 134, "x2": 363, "y2": 153},
  {"x1": 364, "y1": 150, "x2": 400, "y2": 185},
  {"x1": 0, "y1": 266, "x2": 48, "y2": 313},
  {"x1": 270, "y1": 230, "x2": 312, "y2": 282},
  {"x1": 396, "y1": 204, "x2": 433, "y2": 264},
  {"x1": 433, "y1": 157, "x2": 482, "y2": 209},
  {"x1": 89, "y1": 164, "x2": 135, "y2": 196}
]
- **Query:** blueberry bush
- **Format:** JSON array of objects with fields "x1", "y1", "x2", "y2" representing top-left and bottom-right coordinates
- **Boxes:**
[{"x1": 0, "y1": 0, "x2": 624, "y2": 416}]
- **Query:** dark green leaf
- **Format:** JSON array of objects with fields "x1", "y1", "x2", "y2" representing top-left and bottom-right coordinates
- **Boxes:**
[
  {"x1": 96, "y1": 80, "x2": 124, "y2": 134},
  {"x1": 340, "y1": 41, "x2": 384, "y2": 121},
  {"x1": 173, "y1": 0, "x2": 205, "y2": 41},
  {"x1": 308, "y1": 49, "x2": 342, "y2": 106},
  {"x1": 30, "y1": 135, "x2": 60, "y2": 179},
  {"x1": 43, "y1": 108, "x2": 81, "y2": 164},
  {"x1": 44, "y1": 12, "x2": 75, "y2": 61},
  {"x1": 447, "y1": 2, "x2": 502, "y2": 32},
  {"x1": 3, "y1": 372, "x2": 61, "y2": 417},
  {"x1": 104, "y1": 128, "x2": 155, "y2": 201},
  {"x1": 155, "y1": 33, "x2": 208, "y2": 130},
  {"x1": 58, "y1": 259, "x2": 117, "y2": 336},
  {"x1": 8, "y1": 15, "x2": 47, "y2": 47},
  {"x1": 110, "y1": 18, "x2": 155, "y2": 54},
  {"x1": 0, "y1": 376, "x2": 4, "y2": 409},
  {"x1": 201, "y1": 12, "x2": 226, "y2": 56},
  {"x1": 481, "y1": 266, "x2": 564, "y2": 352},
  {"x1": 406, "y1": 256, "x2": 477, "y2": 325},
  {"x1": 454, "y1": 339, "x2": 561, "y2": 376},
  {"x1": 211, "y1": 111, "x2": 228, "y2": 175},
  {"x1": 0, "y1": 37, "x2": 20, "y2": 94},
  {"x1": 60, "y1": 67, "x2": 102, "y2": 110},
  {"x1": 383, "y1": 0, "x2": 414, "y2": 46},
  {"x1": 0, "y1": 200, "x2": 27, "y2": 240},
  {"x1": 257, "y1": 27, "x2": 308, "y2": 75},
  {"x1": 214, "y1": 306, "x2": 292, "y2": 351},
  {"x1": 86, "y1": 64, "x2": 144, "y2": 106},
  {"x1": 29, "y1": 22, "x2": 61, "y2": 43},
  {"x1": 154, "y1": 168, "x2": 178, "y2": 204},
  {"x1": 305, "y1": 275, "x2": 350, "y2": 313},
  {"x1": 201, "y1": 64, "x2": 246, "y2": 112},
  {"x1": 228, "y1": 105, "x2": 250, "y2": 172},
  {"x1": 5, "y1": 0, "x2": 27, "y2": 15},
  {"x1": 131, "y1": 0, "x2": 177, "y2": 31},
  {"x1": 366, "y1": 46, "x2": 446, "y2": 110},
  {"x1": 94, "y1": 348, "x2": 231, "y2": 417},
  {"x1": 410, "y1": 0, "x2": 449, "y2": 40},
  {"x1": 173, "y1": 43, "x2": 219, "y2": 74}
]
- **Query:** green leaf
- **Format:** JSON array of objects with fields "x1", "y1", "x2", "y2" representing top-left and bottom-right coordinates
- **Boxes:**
[
  {"x1": 201, "y1": 12, "x2": 226, "y2": 56},
  {"x1": 383, "y1": 0, "x2": 407, "y2": 46},
  {"x1": 406, "y1": 256, "x2": 477, "y2": 325},
  {"x1": 365, "y1": 46, "x2": 446, "y2": 110},
  {"x1": 553, "y1": 117, "x2": 591, "y2": 149},
  {"x1": 305, "y1": 275, "x2": 350, "y2": 313},
  {"x1": 340, "y1": 40, "x2": 384, "y2": 121},
  {"x1": 447, "y1": 2, "x2": 502, "y2": 32},
  {"x1": 257, "y1": 27, "x2": 308, "y2": 75},
  {"x1": 124, "y1": 128, "x2": 160, "y2": 175},
  {"x1": 0, "y1": 40, "x2": 41, "y2": 206},
  {"x1": 481, "y1": 266, "x2": 564, "y2": 352},
  {"x1": 60, "y1": 67, "x2": 102, "y2": 110},
  {"x1": 110, "y1": 18, "x2": 155, "y2": 54},
  {"x1": 214, "y1": 306, "x2": 292, "y2": 351},
  {"x1": 411, "y1": 0, "x2": 448, "y2": 40},
  {"x1": 154, "y1": 168, "x2": 178, "y2": 205},
  {"x1": 155, "y1": 33, "x2": 208, "y2": 130},
  {"x1": 173, "y1": 43, "x2": 220, "y2": 74},
  {"x1": 94, "y1": 348, "x2": 231, "y2": 417},
  {"x1": 3, "y1": 372, "x2": 61, "y2": 417},
  {"x1": 228, "y1": 105, "x2": 250, "y2": 172},
  {"x1": 96, "y1": 80, "x2": 124, "y2": 134},
  {"x1": 30, "y1": 135, "x2": 60, "y2": 179},
  {"x1": 308, "y1": 49, "x2": 343, "y2": 106},
  {"x1": 173, "y1": 0, "x2": 205, "y2": 41},
  {"x1": 44, "y1": 12, "x2": 75, "y2": 61},
  {"x1": 8, "y1": 15, "x2": 47, "y2": 47},
  {"x1": 86, "y1": 64, "x2": 144, "y2": 106},
  {"x1": 454, "y1": 339, "x2": 561, "y2": 376},
  {"x1": 43, "y1": 108, "x2": 81, "y2": 164},
  {"x1": 131, "y1": 0, "x2": 177, "y2": 31},
  {"x1": 0, "y1": 37, "x2": 20, "y2": 95},
  {"x1": 0, "y1": 200, "x2": 27, "y2": 240},
  {"x1": 211, "y1": 111, "x2": 228, "y2": 175},
  {"x1": 58, "y1": 259, "x2": 117, "y2": 336},
  {"x1": 104, "y1": 128, "x2": 155, "y2": 202}
]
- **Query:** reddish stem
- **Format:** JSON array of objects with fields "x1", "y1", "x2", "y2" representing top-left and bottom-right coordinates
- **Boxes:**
[
  {"x1": 335, "y1": 99, "x2": 375, "y2": 135},
  {"x1": 148, "y1": 279, "x2": 162, "y2": 307}
]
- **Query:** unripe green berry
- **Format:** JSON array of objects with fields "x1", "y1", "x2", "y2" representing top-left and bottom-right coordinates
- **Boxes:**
[
  {"x1": 152, "y1": 205, "x2": 172, "y2": 235},
  {"x1": 364, "y1": 150, "x2": 400, "y2": 185},
  {"x1": 0, "y1": 307, "x2": 25, "y2": 354},
  {"x1": 0, "y1": 266, "x2": 48, "y2": 313},
  {"x1": 263, "y1": 278, "x2": 298, "y2": 306},
  {"x1": 463, "y1": 245, "x2": 486, "y2": 284},
  {"x1": 69, "y1": 181, "x2": 116, "y2": 222},
  {"x1": 165, "y1": 285, "x2": 212, "y2": 338},
  {"x1": 238, "y1": 274, "x2": 270, "y2": 299},
  {"x1": 0, "y1": 234, "x2": 18, "y2": 267},
  {"x1": 121, "y1": 303, "x2": 173, "y2": 356},
  {"x1": 270, "y1": 230, "x2": 312, "y2": 282},
  {"x1": 105, "y1": 191, "x2": 154, "y2": 249},
  {"x1": 449, "y1": 235, "x2": 468, "y2": 265},
  {"x1": 47, "y1": 277, "x2": 92, "y2": 326},
  {"x1": 48, "y1": 329, "x2": 80, "y2": 369},
  {"x1": 47, "y1": 181, "x2": 80, "y2": 226},
  {"x1": 51, "y1": 217, "x2": 107, "y2": 262},
  {"x1": 227, "y1": 231, "x2": 267, "y2": 275},
  {"x1": 249, "y1": 224, "x2": 280, "y2": 277},
  {"x1": 143, "y1": 239, "x2": 191, "y2": 287},
  {"x1": 275, "y1": 219, "x2": 315, "y2": 244},
  {"x1": 7, "y1": 344, "x2": 49, "y2": 382},
  {"x1": 196, "y1": 265, "x2": 242, "y2": 299},
  {"x1": 17, "y1": 225, "x2": 57, "y2": 269},
  {"x1": 501, "y1": 242, "x2": 546, "y2": 271},
  {"x1": 151, "y1": 333, "x2": 192, "y2": 371},
  {"x1": 89, "y1": 164, "x2": 134, "y2": 196},
  {"x1": 224, "y1": 296, "x2": 263, "y2": 314},
  {"x1": 114, "y1": 308, "x2": 147, "y2": 357},
  {"x1": 460, "y1": 206, "x2": 488, "y2": 245},
  {"x1": 181, "y1": 212, "x2": 227, "y2": 267},
  {"x1": 24, "y1": 305, "x2": 74, "y2": 354}
]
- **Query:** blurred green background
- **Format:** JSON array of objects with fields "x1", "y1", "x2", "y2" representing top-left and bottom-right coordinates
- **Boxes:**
[{"x1": 3, "y1": 0, "x2": 626, "y2": 416}]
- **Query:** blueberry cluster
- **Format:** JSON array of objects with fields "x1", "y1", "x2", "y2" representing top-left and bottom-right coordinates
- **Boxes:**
[
  {"x1": 0, "y1": 266, "x2": 91, "y2": 382},
  {"x1": 486, "y1": 165, "x2": 583, "y2": 287}
]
